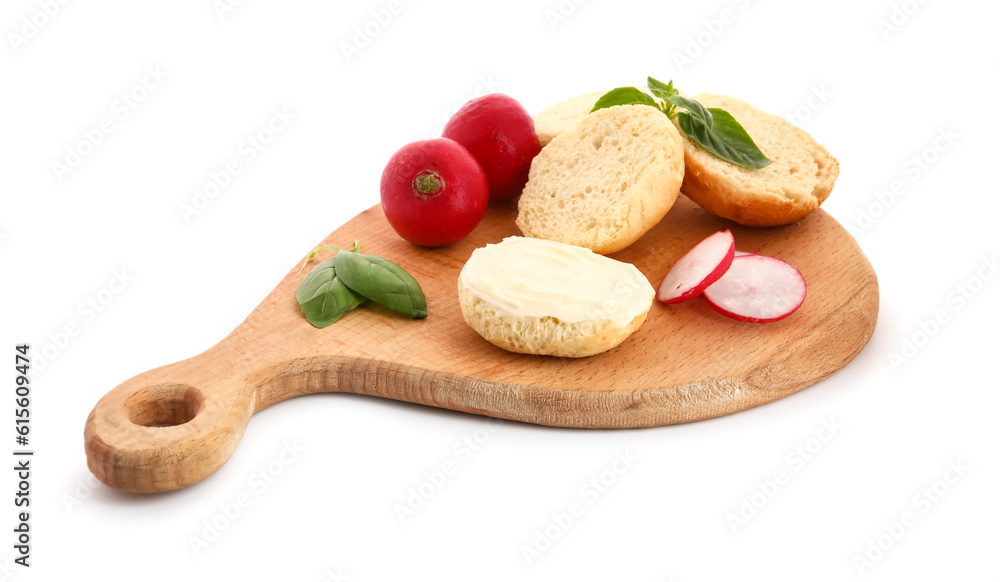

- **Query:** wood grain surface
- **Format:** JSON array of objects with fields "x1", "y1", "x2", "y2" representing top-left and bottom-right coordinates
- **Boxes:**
[{"x1": 85, "y1": 196, "x2": 879, "y2": 492}]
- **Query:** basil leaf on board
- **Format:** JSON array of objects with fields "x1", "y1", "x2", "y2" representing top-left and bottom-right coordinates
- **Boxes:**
[
  {"x1": 667, "y1": 95, "x2": 713, "y2": 129},
  {"x1": 677, "y1": 108, "x2": 772, "y2": 170},
  {"x1": 333, "y1": 252, "x2": 428, "y2": 319},
  {"x1": 646, "y1": 76, "x2": 677, "y2": 106},
  {"x1": 296, "y1": 258, "x2": 366, "y2": 328},
  {"x1": 590, "y1": 87, "x2": 657, "y2": 113}
]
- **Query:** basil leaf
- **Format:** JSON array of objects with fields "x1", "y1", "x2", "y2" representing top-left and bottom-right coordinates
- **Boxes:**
[
  {"x1": 677, "y1": 108, "x2": 772, "y2": 170},
  {"x1": 590, "y1": 87, "x2": 657, "y2": 113},
  {"x1": 593, "y1": 75, "x2": 771, "y2": 169},
  {"x1": 646, "y1": 76, "x2": 677, "y2": 103},
  {"x1": 667, "y1": 95, "x2": 713, "y2": 129},
  {"x1": 296, "y1": 258, "x2": 366, "y2": 328},
  {"x1": 333, "y1": 252, "x2": 428, "y2": 319}
]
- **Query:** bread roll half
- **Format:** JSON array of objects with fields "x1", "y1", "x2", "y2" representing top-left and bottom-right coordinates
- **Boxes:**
[
  {"x1": 457, "y1": 237, "x2": 654, "y2": 358},
  {"x1": 517, "y1": 104, "x2": 684, "y2": 255},
  {"x1": 678, "y1": 93, "x2": 839, "y2": 227}
]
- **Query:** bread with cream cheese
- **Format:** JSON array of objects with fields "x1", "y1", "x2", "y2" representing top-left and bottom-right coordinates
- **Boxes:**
[{"x1": 457, "y1": 236, "x2": 654, "y2": 357}]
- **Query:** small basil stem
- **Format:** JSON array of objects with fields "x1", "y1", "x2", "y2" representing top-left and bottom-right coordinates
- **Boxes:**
[{"x1": 298, "y1": 241, "x2": 361, "y2": 273}]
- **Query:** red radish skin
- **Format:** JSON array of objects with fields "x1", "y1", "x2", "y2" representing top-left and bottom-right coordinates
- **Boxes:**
[
  {"x1": 442, "y1": 94, "x2": 541, "y2": 201},
  {"x1": 380, "y1": 138, "x2": 489, "y2": 247},
  {"x1": 702, "y1": 255, "x2": 807, "y2": 323},
  {"x1": 657, "y1": 230, "x2": 735, "y2": 304}
]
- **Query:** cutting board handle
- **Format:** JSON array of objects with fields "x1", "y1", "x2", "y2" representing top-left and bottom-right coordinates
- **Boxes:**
[{"x1": 84, "y1": 343, "x2": 257, "y2": 493}]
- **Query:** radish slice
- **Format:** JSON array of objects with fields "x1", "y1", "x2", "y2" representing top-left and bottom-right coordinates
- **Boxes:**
[
  {"x1": 702, "y1": 255, "x2": 807, "y2": 323},
  {"x1": 656, "y1": 230, "x2": 735, "y2": 304},
  {"x1": 734, "y1": 251, "x2": 756, "y2": 257}
]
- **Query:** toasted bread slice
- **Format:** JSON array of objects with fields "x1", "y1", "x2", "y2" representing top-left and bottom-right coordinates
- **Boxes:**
[
  {"x1": 516, "y1": 104, "x2": 684, "y2": 255},
  {"x1": 678, "y1": 93, "x2": 839, "y2": 227}
]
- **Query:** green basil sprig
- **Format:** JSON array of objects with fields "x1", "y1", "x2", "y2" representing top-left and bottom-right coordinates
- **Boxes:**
[
  {"x1": 676, "y1": 107, "x2": 771, "y2": 170},
  {"x1": 296, "y1": 242, "x2": 427, "y2": 328},
  {"x1": 333, "y1": 251, "x2": 428, "y2": 318},
  {"x1": 591, "y1": 76, "x2": 772, "y2": 170},
  {"x1": 646, "y1": 76, "x2": 676, "y2": 104},
  {"x1": 296, "y1": 257, "x2": 365, "y2": 328}
]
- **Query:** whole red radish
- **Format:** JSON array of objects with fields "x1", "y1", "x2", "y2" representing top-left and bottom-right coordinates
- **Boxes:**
[
  {"x1": 380, "y1": 138, "x2": 489, "y2": 247},
  {"x1": 657, "y1": 230, "x2": 735, "y2": 304},
  {"x1": 442, "y1": 93, "x2": 541, "y2": 201}
]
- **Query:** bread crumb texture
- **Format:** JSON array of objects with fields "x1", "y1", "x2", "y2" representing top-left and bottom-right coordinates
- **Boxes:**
[
  {"x1": 517, "y1": 104, "x2": 684, "y2": 254},
  {"x1": 458, "y1": 282, "x2": 648, "y2": 358}
]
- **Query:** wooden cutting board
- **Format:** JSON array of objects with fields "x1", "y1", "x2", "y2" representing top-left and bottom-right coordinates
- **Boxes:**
[{"x1": 85, "y1": 196, "x2": 878, "y2": 492}]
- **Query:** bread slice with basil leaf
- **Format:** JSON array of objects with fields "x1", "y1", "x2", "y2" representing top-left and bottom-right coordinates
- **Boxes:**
[
  {"x1": 517, "y1": 104, "x2": 684, "y2": 254},
  {"x1": 678, "y1": 93, "x2": 839, "y2": 227}
]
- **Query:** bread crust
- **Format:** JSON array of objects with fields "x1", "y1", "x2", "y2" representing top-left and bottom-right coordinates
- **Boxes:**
[
  {"x1": 457, "y1": 282, "x2": 649, "y2": 358},
  {"x1": 678, "y1": 94, "x2": 839, "y2": 227}
]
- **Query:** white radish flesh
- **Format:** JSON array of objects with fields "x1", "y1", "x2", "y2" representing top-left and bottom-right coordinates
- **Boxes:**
[
  {"x1": 656, "y1": 230, "x2": 735, "y2": 304},
  {"x1": 702, "y1": 255, "x2": 807, "y2": 323}
]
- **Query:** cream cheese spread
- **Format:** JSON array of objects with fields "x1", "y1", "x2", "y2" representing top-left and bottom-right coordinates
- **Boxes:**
[{"x1": 459, "y1": 236, "x2": 654, "y2": 329}]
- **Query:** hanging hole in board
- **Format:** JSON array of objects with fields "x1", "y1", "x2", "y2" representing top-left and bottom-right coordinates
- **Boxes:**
[{"x1": 125, "y1": 384, "x2": 204, "y2": 428}]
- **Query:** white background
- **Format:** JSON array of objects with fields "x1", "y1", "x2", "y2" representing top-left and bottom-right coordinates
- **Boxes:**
[{"x1": 1, "y1": 0, "x2": 998, "y2": 580}]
